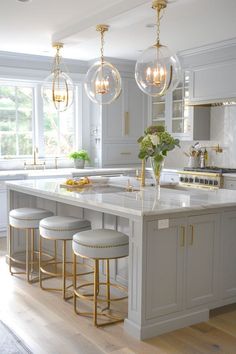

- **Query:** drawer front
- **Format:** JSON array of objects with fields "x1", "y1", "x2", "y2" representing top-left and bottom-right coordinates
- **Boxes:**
[
  {"x1": 102, "y1": 144, "x2": 140, "y2": 166},
  {"x1": 224, "y1": 179, "x2": 236, "y2": 190}
]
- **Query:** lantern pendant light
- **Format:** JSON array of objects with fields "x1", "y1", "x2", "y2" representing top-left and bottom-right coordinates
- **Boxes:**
[
  {"x1": 84, "y1": 25, "x2": 122, "y2": 105},
  {"x1": 135, "y1": 0, "x2": 181, "y2": 97},
  {"x1": 41, "y1": 43, "x2": 74, "y2": 112}
]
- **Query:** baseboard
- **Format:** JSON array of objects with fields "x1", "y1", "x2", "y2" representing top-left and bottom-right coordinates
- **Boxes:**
[{"x1": 124, "y1": 309, "x2": 209, "y2": 340}]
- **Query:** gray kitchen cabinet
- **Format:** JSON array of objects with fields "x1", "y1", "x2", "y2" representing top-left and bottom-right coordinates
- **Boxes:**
[
  {"x1": 224, "y1": 178, "x2": 236, "y2": 190},
  {"x1": 101, "y1": 77, "x2": 147, "y2": 167},
  {"x1": 221, "y1": 211, "x2": 236, "y2": 299},
  {"x1": 186, "y1": 214, "x2": 219, "y2": 309},
  {"x1": 146, "y1": 213, "x2": 219, "y2": 318},
  {"x1": 0, "y1": 186, "x2": 7, "y2": 236},
  {"x1": 146, "y1": 218, "x2": 185, "y2": 318},
  {"x1": 189, "y1": 60, "x2": 236, "y2": 104}
]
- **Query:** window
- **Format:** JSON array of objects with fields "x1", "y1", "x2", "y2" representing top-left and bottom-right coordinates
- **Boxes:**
[
  {"x1": 0, "y1": 80, "x2": 79, "y2": 158},
  {"x1": 0, "y1": 85, "x2": 33, "y2": 157},
  {"x1": 43, "y1": 101, "x2": 75, "y2": 156}
]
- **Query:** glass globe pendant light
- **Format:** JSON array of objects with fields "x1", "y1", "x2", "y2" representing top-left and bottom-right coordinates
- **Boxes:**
[
  {"x1": 84, "y1": 25, "x2": 122, "y2": 105},
  {"x1": 41, "y1": 43, "x2": 74, "y2": 112},
  {"x1": 135, "y1": 0, "x2": 181, "y2": 97}
]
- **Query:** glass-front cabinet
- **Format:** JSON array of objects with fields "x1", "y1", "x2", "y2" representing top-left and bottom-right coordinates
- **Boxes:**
[
  {"x1": 151, "y1": 95, "x2": 166, "y2": 128},
  {"x1": 149, "y1": 70, "x2": 210, "y2": 141}
]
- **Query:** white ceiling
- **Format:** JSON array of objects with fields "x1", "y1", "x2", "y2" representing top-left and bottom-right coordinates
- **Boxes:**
[{"x1": 1, "y1": 0, "x2": 236, "y2": 60}]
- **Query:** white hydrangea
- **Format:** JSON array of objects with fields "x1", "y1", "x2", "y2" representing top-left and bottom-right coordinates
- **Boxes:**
[{"x1": 150, "y1": 134, "x2": 160, "y2": 146}]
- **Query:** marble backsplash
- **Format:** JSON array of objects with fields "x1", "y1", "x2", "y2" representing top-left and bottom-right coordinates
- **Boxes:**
[{"x1": 165, "y1": 105, "x2": 236, "y2": 169}]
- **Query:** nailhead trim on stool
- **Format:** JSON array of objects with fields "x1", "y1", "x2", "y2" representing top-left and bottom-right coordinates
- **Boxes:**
[
  {"x1": 8, "y1": 207, "x2": 54, "y2": 283},
  {"x1": 72, "y1": 229, "x2": 129, "y2": 327},
  {"x1": 39, "y1": 215, "x2": 91, "y2": 300}
]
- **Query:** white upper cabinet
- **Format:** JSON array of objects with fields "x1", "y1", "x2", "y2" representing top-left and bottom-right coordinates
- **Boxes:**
[
  {"x1": 102, "y1": 77, "x2": 147, "y2": 143},
  {"x1": 190, "y1": 60, "x2": 236, "y2": 103},
  {"x1": 100, "y1": 76, "x2": 147, "y2": 167}
]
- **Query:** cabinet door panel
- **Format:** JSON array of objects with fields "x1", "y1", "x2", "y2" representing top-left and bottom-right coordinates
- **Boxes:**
[
  {"x1": 192, "y1": 60, "x2": 236, "y2": 101},
  {"x1": 186, "y1": 214, "x2": 219, "y2": 308},
  {"x1": 145, "y1": 219, "x2": 185, "y2": 319},
  {"x1": 0, "y1": 189, "x2": 7, "y2": 232},
  {"x1": 221, "y1": 211, "x2": 236, "y2": 299},
  {"x1": 102, "y1": 93, "x2": 124, "y2": 141},
  {"x1": 125, "y1": 79, "x2": 144, "y2": 140}
]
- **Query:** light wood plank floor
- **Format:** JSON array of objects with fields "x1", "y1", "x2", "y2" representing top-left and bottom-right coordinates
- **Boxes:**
[{"x1": 1, "y1": 237, "x2": 236, "y2": 354}]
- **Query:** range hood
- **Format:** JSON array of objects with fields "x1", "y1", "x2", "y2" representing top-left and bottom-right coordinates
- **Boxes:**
[{"x1": 187, "y1": 99, "x2": 236, "y2": 107}]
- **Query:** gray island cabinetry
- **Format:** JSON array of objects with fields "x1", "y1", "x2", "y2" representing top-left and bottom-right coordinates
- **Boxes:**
[{"x1": 6, "y1": 178, "x2": 236, "y2": 340}]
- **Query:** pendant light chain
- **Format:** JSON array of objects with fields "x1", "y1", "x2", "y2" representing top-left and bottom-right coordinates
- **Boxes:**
[
  {"x1": 156, "y1": 6, "x2": 161, "y2": 46},
  {"x1": 100, "y1": 29, "x2": 105, "y2": 65}
]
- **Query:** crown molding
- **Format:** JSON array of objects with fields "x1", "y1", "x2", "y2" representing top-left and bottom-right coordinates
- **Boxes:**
[{"x1": 178, "y1": 37, "x2": 236, "y2": 57}]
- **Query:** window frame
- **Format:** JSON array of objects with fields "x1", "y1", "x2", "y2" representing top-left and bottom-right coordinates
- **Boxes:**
[{"x1": 0, "y1": 79, "x2": 81, "y2": 160}]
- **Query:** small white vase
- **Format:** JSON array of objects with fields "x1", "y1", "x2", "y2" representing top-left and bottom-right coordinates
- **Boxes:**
[{"x1": 74, "y1": 159, "x2": 85, "y2": 169}]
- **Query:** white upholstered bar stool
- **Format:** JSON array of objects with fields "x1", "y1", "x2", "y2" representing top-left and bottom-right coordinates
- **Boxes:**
[
  {"x1": 72, "y1": 229, "x2": 129, "y2": 327},
  {"x1": 39, "y1": 216, "x2": 91, "y2": 300},
  {"x1": 9, "y1": 207, "x2": 54, "y2": 283}
]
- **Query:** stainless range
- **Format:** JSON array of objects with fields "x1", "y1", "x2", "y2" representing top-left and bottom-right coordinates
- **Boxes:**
[{"x1": 178, "y1": 167, "x2": 236, "y2": 190}]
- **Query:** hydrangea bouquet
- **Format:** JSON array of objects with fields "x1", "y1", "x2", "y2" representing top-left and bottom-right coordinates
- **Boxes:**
[{"x1": 137, "y1": 125, "x2": 180, "y2": 187}]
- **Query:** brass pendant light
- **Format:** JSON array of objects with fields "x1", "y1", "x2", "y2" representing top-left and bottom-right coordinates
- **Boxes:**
[
  {"x1": 135, "y1": 0, "x2": 181, "y2": 97},
  {"x1": 41, "y1": 43, "x2": 74, "y2": 112},
  {"x1": 84, "y1": 25, "x2": 122, "y2": 105}
]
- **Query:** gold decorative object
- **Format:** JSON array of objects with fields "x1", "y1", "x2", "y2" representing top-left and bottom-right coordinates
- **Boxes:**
[
  {"x1": 41, "y1": 43, "x2": 74, "y2": 112},
  {"x1": 135, "y1": 0, "x2": 181, "y2": 97},
  {"x1": 84, "y1": 24, "x2": 122, "y2": 105}
]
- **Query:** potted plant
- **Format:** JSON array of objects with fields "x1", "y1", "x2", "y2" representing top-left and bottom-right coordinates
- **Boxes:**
[
  {"x1": 137, "y1": 125, "x2": 180, "y2": 188},
  {"x1": 69, "y1": 150, "x2": 90, "y2": 169}
]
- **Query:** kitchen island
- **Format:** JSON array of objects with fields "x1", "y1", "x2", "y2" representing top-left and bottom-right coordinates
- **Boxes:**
[{"x1": 6, "y1": 177, "x2": 236, "y2": 340}]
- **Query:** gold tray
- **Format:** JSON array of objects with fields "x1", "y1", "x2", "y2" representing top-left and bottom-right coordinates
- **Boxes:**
[{"x1": 60, "y1": 183, "x2": 92, "y2": 190}]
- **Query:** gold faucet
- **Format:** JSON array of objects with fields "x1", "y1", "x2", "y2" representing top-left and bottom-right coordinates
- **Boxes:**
[
  {"x1": 33, "y1": 147, "x2": 38, "y2": 165},
  {"x1": 136, "y1": 160, "x2": 146, "y2": 187},
  {"x1": 24, "y1": 147, "x2": 45, "y2": 170},
  {"x1": 212, "y1": 144, "x2": 223, "y2": 153}
]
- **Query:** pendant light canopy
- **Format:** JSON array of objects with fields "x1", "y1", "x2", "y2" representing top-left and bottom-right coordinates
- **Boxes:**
[
  {"x1": 41, "y1": 43, "x2": 74, "y2": 112},
  {"x1": 135, "y1": 0, "x2": 181, "y2": 97},
  {"x1": 84, "y1": 25, "x2": 122, "y2": 105}
]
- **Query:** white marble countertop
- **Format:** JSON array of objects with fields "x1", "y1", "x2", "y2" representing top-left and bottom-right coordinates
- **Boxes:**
[
  {"x1": 0, "y1": 167, "x2": 138, "y2": 180},
  {"x1": 6, "y1": 177, "x2": 236, "y2": 218}
]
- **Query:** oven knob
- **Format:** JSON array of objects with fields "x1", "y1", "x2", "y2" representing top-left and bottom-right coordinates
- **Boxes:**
[
  {"x1": 214, "y1": 180, "x2": 218, "y2": 186},
  {"x1": 195, "y1": 177, "x2": 199, "y2": 183},
  {"x1": 204, "y1": 179, "x2": 209, "y2": 185},
  {"x1": 180, "y1": 177, "x2": 184, "y2": 182},
  {"x1": 184, "y1": 177, "x2": 189, "y2": 183},
  {"x1": 189, "y1": 178, "x2": 194, "y2": 183},
  {"x1": 200, "y1": 179, "x2": 204, "y2": 184},
  {"x1": 209, "y1": 180, "x2": 213, "y2": 185}
]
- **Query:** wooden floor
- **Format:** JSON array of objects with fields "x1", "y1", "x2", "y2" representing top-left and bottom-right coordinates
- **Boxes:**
[{"x1": 1, "y1": 238, "x2": 236, "y2": 354}]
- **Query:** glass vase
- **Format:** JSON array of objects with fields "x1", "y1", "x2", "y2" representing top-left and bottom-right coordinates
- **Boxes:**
[{"x1": 150, "y1": 157, "x2": 164, "y2": 189}]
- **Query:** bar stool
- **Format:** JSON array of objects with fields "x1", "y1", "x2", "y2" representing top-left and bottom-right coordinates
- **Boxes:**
[
  {"x1": 72, "y1": 229, "x2": 129, "y2": 327},
  {"x1": 39, "y1": 216, "x2": 91, "y2": 300},
  {"x1": 9, "y1": 207, "x2": 54, "y2": 283}
]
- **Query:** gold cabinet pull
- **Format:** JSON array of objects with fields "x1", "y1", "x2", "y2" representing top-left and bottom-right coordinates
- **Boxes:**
[
  {"x1": 124, "y1": 112, "x2": 129, "y2": 136},
  {"x1": 120, "y1": 152, "x2": 131, "y2": 155},
  {"x1": 189, "y1": 224, "x2": 194, "y2": 245},
  {"x1": 180, "y1": 226, "x2": 185, "y2": 247}
]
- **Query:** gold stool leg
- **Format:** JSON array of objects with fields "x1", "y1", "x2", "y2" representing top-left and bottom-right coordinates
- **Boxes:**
[
  {"x1": 9, "y1": 225, "x2": 12, "y2": 275},
  {"x1": 26, "y1": 229, "x2": 30, "y2": 283},
  {"x1": 73, "y1": 252, "x2": 77, "y2": 313},
  {"x1": 62, "y1": 240, "x2": 66, "y2": 300},
  {"x1": 94, "y1": 259, "x2": 99, "y2": 326},
  {"x1": 106, "y1": 260, "x2": 111, "y2": 310},
  {"x1": 54, "y1": 240, "x2": 57, "y2": 273},
  {"x1": 30, "y1": 229, "x2": 34, "y2": 274},
  {"x1": 39, "y1": 235, "x2": 43, "y2": 289}
]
